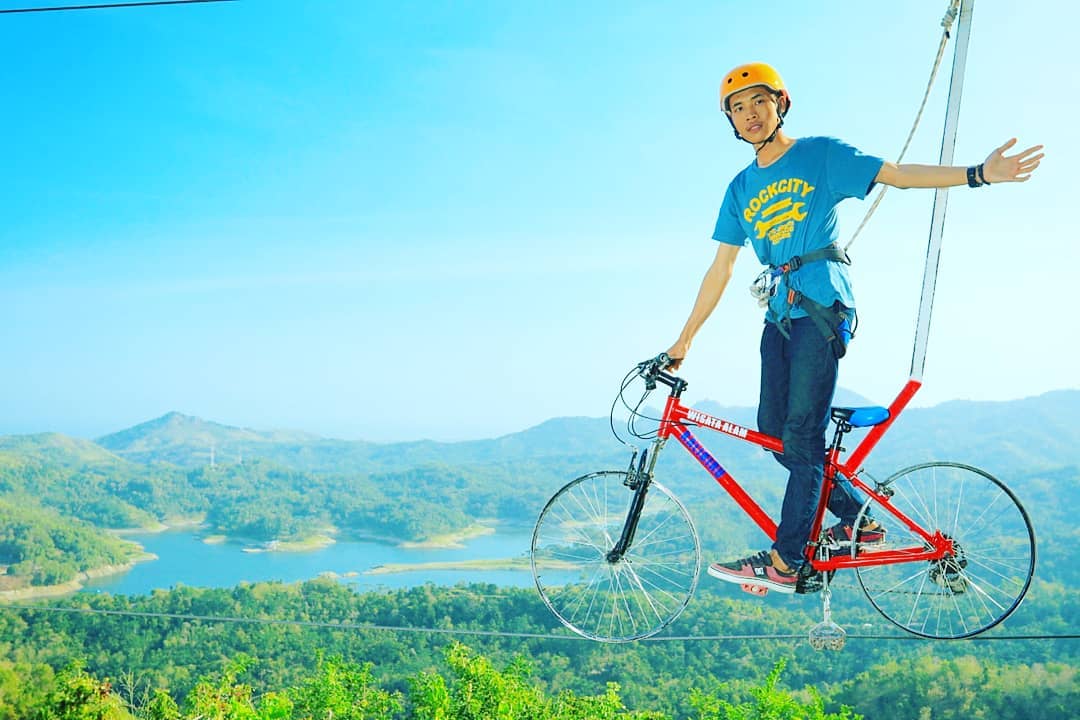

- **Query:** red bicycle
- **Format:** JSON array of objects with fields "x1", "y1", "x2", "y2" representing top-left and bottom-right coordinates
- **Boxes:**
[{"x1": 530, "y1": 353, "x2": 1036, "y2": 644}]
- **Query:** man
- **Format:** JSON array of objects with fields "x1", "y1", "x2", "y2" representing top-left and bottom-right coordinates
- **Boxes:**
[{"x1": 665, "y1": 62, "x2": 1043, "y2": 594}]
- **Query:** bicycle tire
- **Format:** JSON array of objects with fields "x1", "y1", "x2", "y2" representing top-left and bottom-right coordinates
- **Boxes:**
[
  {"x1": 531, "y1": 470, "x2": 701, "y2": 642},
  {"x1": 855, "y1": 462, "x2": 1036, "y2": 639}
]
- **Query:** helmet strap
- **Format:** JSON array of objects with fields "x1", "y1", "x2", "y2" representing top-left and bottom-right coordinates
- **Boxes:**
[{"x1": 753, "y1": 116, "x2": 784, "y2": 155}]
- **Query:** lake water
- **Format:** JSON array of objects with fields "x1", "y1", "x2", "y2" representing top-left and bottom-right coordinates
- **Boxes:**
[{"x1": 81, "y1": 529, "x2": 541, "y2": 596}]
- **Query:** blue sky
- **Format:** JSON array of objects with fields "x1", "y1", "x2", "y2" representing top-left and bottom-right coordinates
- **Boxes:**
[{"x1": 1, "y1": 0, "x2": 1075, "y2": 442}]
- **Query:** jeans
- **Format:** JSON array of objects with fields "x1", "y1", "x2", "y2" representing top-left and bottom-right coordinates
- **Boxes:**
[{"x1": 758, "y1": 318, "x2": 866, "y2": 571}]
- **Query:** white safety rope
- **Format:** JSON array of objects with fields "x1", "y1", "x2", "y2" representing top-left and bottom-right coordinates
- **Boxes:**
[{"x1": 844, "y1": 0, "x2": 962, "y2": 253}]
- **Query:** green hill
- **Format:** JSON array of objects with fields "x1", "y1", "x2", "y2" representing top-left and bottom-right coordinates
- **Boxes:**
[
  {"x1": 0, "y1": 432, "x2": 131, "y2": 471},
  {"x1": 2, "y1": 389, "x2": 1076, "y2": 591},
  {"x1": 93, "y1": 390, "x2": 1080, "y2": 481},
  {"x1": 95, "y1": 411, "x2": 627, "y2": 474},
  {"x1": 0, "y1": 433, "x2": 187, "y2": 529},
  {"x1": 0, "y1": 498, "x2": 144, "y2": 592}
]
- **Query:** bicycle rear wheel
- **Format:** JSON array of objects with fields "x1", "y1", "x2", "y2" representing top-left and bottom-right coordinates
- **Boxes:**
[
  {"x1": 531, "y1": 470, "x2": 700, "y2": 642},
  {"x1": 855, "y1": 462, "x2": 1036, "y2": 639}
]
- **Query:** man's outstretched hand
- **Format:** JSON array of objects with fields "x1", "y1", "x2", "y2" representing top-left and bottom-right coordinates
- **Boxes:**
[{"x1": 982, "y1": 138, "x2": 1044, "y2": 183}]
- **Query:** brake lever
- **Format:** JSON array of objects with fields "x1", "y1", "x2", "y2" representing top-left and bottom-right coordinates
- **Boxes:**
[{"x1": 638, "y1": 352, "x2": 671, "y2": 390}]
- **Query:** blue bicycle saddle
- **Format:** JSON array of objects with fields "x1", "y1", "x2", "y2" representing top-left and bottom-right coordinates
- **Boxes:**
[{"x1": 830, "y1": 406, "x2": 890, "y2": 428}]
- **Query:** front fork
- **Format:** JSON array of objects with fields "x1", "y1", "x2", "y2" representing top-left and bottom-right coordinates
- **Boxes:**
[{"x1": 606, "y1": 439, "x2": 666, "y2": 563}]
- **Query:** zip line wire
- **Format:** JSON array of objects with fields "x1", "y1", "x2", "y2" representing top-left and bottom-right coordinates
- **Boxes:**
[
  {"x1": 0, "y1": 0, "x2": 236, "y2": 15},
  {"x1": 3, "y1": 603, "x2": 1076, "y2": 644}
]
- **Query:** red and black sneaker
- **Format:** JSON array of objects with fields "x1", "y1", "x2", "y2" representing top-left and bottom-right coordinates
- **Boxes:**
[
  {"x1": 825, "y1": 520, "x2": 887, "y2": 548},
  {"x1": 707, "y1": 550, "x2": 798, "y2": 594}
]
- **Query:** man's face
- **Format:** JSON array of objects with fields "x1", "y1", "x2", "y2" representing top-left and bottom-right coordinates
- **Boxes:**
[{"x1": 726, "y1": 86, "x2": 783, "y2": 142}]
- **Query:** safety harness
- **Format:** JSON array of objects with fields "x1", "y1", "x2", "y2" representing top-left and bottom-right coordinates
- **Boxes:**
[{"x1": 750, "y1": 243, "x2": 856, "y2": 358}]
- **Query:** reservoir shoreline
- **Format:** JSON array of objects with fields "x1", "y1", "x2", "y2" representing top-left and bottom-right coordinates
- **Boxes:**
[{"x1": 4, "y1": 526, "x2": 542, "y2": 599}]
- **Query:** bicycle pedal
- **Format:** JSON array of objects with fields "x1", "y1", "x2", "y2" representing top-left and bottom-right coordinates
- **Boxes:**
[
  {"x1": 808, "y1": 620, "x2": 846, "y2": 651},
  {"x1": 740, "y1": 583, "x2": 768, "y2": 597}
]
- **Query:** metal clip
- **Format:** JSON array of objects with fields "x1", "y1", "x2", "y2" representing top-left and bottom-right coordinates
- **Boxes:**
[{"x1": 749, "y1": 270, "x2": 776, "y2": 308}]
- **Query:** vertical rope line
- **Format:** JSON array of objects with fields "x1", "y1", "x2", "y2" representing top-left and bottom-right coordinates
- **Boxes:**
[{"x1": 844, "y1": 0, "x2": 963, "y2": 253}]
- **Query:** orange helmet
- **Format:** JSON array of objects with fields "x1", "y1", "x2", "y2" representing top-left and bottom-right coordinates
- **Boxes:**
[{"x1": 720, "y1": 62, "x2": 791, "y2": 116}]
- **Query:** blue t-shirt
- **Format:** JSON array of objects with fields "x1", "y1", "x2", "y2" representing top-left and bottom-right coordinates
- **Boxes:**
[{"x1": 712, "y1": 136, "x2": 884, "y2": 323}]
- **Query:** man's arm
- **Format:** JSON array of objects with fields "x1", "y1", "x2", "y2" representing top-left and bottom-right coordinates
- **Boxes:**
[
  {"x1": 665, "y1": 242, "x2": 741, "y2": 371},
  {"x1": 876, "y1": 137, "x2": 1044, "y2": 189}
]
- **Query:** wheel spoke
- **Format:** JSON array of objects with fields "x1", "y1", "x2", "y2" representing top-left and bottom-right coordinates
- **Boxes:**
[
  {"x1": 532, "y1": 471, "x2": 700, "y2": 642},
  {"x1": 856, "y1": 463, "x2": 1035, "y2": 639}
]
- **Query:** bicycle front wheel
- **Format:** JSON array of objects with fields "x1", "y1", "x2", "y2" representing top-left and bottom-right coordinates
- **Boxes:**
[
  {"x1": 531, "y1": 470, "x2": 701, "y2": 642},
  {"x1": 856, "y1": 462, "x2": 1036, "y2": 639}
]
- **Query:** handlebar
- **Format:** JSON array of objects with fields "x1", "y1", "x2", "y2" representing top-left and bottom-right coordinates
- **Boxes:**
[{"x1": 635, "y1": 352, "x2": 681, "y2": 392}]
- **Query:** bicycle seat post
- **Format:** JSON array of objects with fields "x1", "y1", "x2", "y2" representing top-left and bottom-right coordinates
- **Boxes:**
[{"x1": 828, "y1": 416, "x2": 853, "y2": 459}]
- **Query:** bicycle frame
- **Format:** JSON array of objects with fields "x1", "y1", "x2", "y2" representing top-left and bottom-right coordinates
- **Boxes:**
[{"x1": 651, "y1": 373, "x2": 955, "y2": 572}]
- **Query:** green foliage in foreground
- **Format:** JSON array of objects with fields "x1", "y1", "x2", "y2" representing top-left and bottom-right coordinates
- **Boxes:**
[
  {"x1": 832, "y1": 655, "x2": 1077, "y2": 720},
  {"x1": 0, "y1": 580, "x2": 1076, "y2": 719},
  {"x1": 689, "y1": 659, "x2": 857, "y2": 720},
  {"x1": 19, "y1": 645, "x2": 858, "y2": 720}
]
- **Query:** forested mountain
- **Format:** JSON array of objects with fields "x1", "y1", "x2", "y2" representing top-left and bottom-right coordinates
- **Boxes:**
[
  {"x1": 2, "y1": 390, "x2": 1077, "y2": 594},
  {"x1": 0, "y1": 433, "x2": 187, "y2": 528},
  {"x1": 87, "y1": 389, "x2": 1080, "y2": 552},
  {"x1": 94, "y1": 390, "x2": 1080, "y2": 481},
  {"x1": 0, "y1": 390, "x2": 1077, "y2": 717},
  {"x1": 95, "y1": 411, "x2": 625, "y2": 472},
  {"x1": 0, "y1": 499, "x2": 142, "y2": 588}
]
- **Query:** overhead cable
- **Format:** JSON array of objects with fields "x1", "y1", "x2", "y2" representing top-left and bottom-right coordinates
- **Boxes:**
[
  {"x1": 0, "y1": 0, "x2": 236, "y2": 15},
  {"x1": 3, "y1": 603, "x2": 1076, "y2": 644}
]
